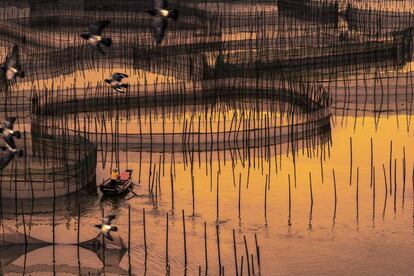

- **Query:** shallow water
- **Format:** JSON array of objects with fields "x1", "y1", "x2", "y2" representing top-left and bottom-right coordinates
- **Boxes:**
[
  {"x1": 2, "y1": 111, "x2": 413, "y2": 275},
  {"x1": 1, "y1": 1, "x2": 414, "y2": 275}
]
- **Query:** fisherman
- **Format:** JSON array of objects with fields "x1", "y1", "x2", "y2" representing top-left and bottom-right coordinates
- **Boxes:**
[{"x1": 111, "y1": 168, "x2": 120, "y2": 186}]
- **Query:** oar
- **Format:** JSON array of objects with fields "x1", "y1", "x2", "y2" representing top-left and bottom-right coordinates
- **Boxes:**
[
  {"x1": 126, "y1": 183, "x2": 140, "y2": 200},
  {"x1": 129, "y1": 189, "x2": 139, "y2": 197}
]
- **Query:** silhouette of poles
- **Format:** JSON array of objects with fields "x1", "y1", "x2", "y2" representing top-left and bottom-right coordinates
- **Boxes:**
[
  {"x1": 166, "y1": 212, "x2": 169, "y2": 273},
  {"x1": 288, "y1": 174, "x2": 292, "y2": 226},
  {"x1": 308, "y1": 171, "x2": 314, "y2": 230},
  {"x1": 204, "y1": 221, "x2": 208, "y2": 275},
  {"x1": 255, "y1": 233, "x2": 261, "y2": 276},
  {"x1": 356, "y1": 167, "x2": 359, "y2": 221},
  {"x1": 233, "y1": 230, "x2": 239, "y2": 276},
  {"x1": 216, "y1": 224, "x2": 222, "y2": 275},
  {"x1": 382, "y1": 163, "x2": 388, "y2": 218},
  {"x1": 349, "y1": 137, "x2": 353, "y2": 186},
  {"x1": 128, "y1": 205, "x2": 131, "y2": 275},
  {"x1": 216, "y1": 171, "x2": 220, "y2": 222},
  {"x1": 182, "y1": 209, "x2": 187, "y2": 271},
  {"x1": 143, "y1": 208, "x2": 147, "y2": 265},
  {"x1": 238, "y1": 173, "x2": 242, "y2": 221},
  {"x1": 332, "y1": 169, "x2": 337, "y2": 222},
  {"x1": 21, "y1": 203, "x2": 27, "y2": 251},
  {"x1": 244, "y1": 235, "x2": 251, "y2": 276}
]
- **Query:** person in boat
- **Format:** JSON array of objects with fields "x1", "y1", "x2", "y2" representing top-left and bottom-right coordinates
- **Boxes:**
[{"x1": 111, "y1": 168, "x2": 120, "y2": 187}]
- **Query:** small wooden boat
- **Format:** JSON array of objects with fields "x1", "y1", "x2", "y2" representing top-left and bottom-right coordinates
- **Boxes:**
[{"x1": 100, "y1": 170, "x2": 133, "y2": 195}]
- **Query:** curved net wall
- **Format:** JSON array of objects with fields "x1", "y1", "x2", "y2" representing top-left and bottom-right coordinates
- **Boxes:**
[{"x1": 0, "y1": 131, "x2": 96, "y2": 199}]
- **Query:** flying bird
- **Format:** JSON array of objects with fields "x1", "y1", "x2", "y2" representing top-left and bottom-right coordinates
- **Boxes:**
[
  {"x1": 81, "y1": 21, "x2": 112, "y2": 55},
  {"x1": 104, "y1": 73, "x2": 129, "y2": 93},
  {"x1": 0, "y1": 143, "x2": 23, "y2": 157},
  {"x1": 95, "y1": 214, "x2": 118, "y2": 241},
  {"x1": 147, "y1": 0, "x2": 179, "y2": 45},
  {"x1": 0, "y1": 145, "x2": 23, "y2": 170},
  {"x1": 0, "y1": 117, "x2": 21, "y2": 149},
  {"x1": 0, "y1": 116, "x2": 23, "y2": 170},
  {"x1": 0, "y1": 45, "x2": 25, "y2": 92}
]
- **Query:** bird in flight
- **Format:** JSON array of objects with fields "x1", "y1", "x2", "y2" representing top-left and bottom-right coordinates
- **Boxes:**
[
  {"x1": 81, "y1": 21, "x2": 112, "y2": 55},
  {"x1": 0, "y1": 145, "x2": 23, "y2": 170},
  {"x1": 147, "y1": 0, "x2": 179, "y2": 45},
  {"x1": 0, "y1": 45, "x2": 25, "y2": 93},
  {"x1": 95, "y1": 214, "x2": 118, "y2": 241},
  {"x1": 105, "y1": 73, "x2": 129, "y2": 93},
  {"x1": 0, "y1": 117, "x2": 23, "y2": 170},
  {"x1": 0, "y1": 117, "x2": 21, "y2": 149}
]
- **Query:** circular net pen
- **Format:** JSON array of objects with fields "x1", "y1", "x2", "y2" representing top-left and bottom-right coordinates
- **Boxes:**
[
  {"x1": 30, "y1": 77, "x2": 331, "y2": 156},
  {"x1": 0, "y1": 131, "x2": 97, "y2": 199},
  {"x1": 345, "y1": 2, "x2": 414, "y2": 36},
  {"x1": 277, "y1": 0, "x2": 339, "y2": 24}
]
